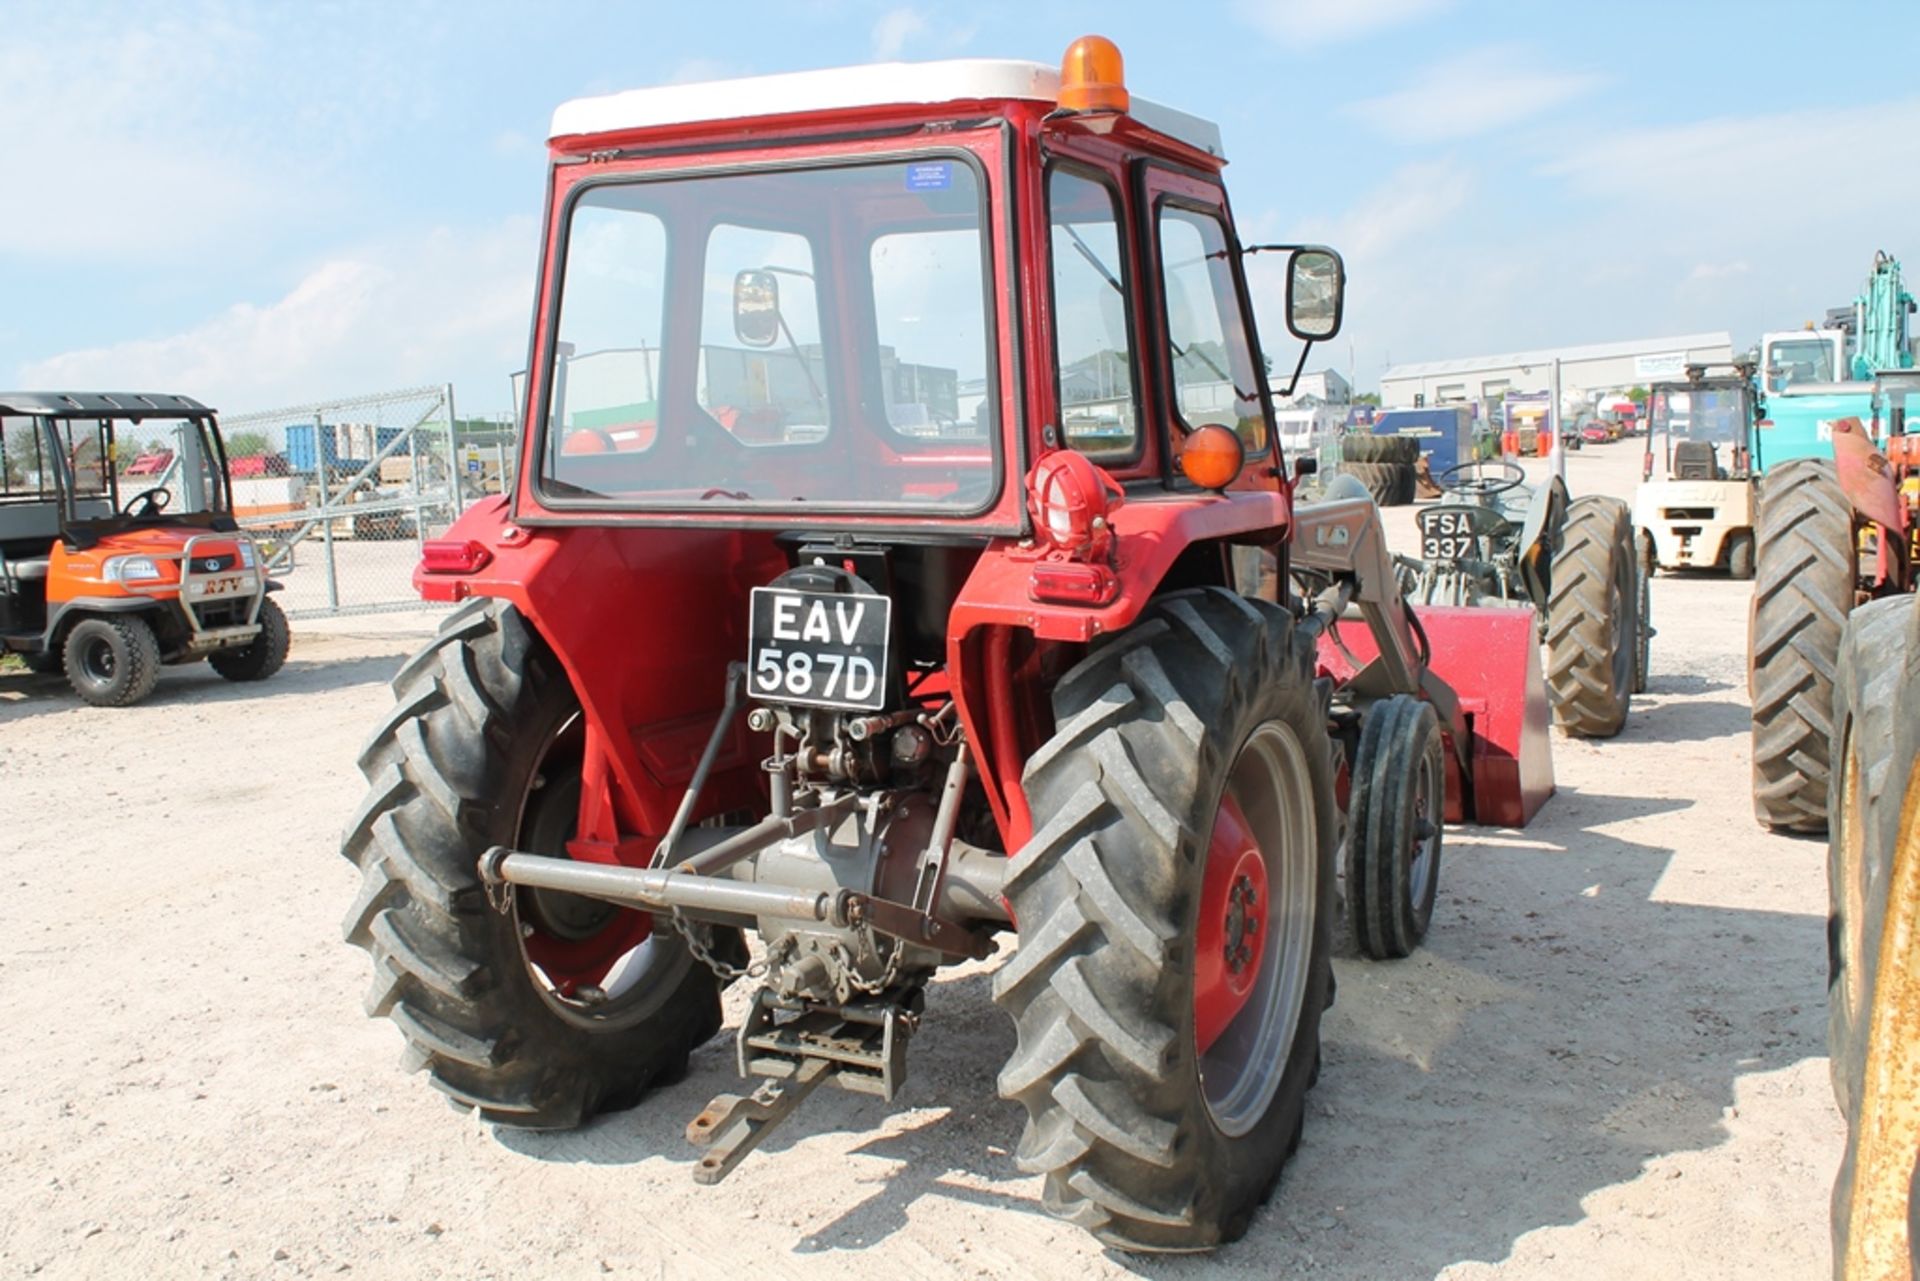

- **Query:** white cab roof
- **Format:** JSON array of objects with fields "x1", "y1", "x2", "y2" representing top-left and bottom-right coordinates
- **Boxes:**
[{"x1": 550, "y1": 58, "x2": 1223, "y2": 158}]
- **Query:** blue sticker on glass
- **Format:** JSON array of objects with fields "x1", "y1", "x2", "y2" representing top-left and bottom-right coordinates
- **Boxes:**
[{"x1": 906, "y1": 162, "x2": 953, "y2": 191}]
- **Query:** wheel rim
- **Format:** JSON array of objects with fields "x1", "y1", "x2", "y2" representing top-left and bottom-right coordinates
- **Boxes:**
[
  {"x1": 1611, "y1": 536, "x2": 1635, "y2": 696},
  {"x1": 511, "y1": 712, "x2": 664, "y2": 1029},
  {"x1": 1194, "y1": 721, "x2": 1317, "y2": 1138},
  {"x1": 82, "y1": 636, "x2": 116, "y2": 683},
  {"x1": 1408, "y1": 739, "x2": 1440, "y2": 907}
]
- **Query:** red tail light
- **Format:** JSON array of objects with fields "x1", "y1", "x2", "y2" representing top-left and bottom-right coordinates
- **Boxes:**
[
  {"x1": 421, "y1": 538, "x2": 492, "y2": 574},
  {"x1": 1029, "y1": 561, "x2": 1119, "y2": 605}
]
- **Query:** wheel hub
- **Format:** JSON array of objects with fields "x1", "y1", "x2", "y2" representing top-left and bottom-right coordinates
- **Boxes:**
[{"x1": 1194, "y1": 795, "x2": 1270, "y2": 1052}]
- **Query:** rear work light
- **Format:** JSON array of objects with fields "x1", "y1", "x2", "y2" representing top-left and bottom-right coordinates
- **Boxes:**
[{"x1": 420, "y1": 538, "x2": 492, "y2": 575}]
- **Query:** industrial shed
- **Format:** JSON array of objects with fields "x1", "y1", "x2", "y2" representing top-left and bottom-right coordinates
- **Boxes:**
[{"x1": 1380, "y1": 332, "x2": 1735, "y2": 409}]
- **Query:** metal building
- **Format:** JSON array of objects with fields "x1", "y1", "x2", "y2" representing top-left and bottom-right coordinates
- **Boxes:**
[{"x1": 1379, "y1": 332, "x2": 1735, "y2": 409}]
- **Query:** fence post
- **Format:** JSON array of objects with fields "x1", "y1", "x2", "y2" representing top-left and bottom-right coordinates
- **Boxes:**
[
  {"x1": 444, "y1": 383, "x2": 463, "y2": 519},
  {"x1": 316, "y1": 411, "x2": 339, "y2": 612}
]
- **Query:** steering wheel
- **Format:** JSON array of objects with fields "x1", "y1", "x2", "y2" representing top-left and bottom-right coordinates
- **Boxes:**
[
  {"x1": 1437, "y1": 459, "x2": 1527, "y2": 497},
  {"x1": 122, "y1": 486, "x2": 172, "y2": 518}
]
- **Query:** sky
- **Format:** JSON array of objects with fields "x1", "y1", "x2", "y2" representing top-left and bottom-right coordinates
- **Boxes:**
[{"x1": 4, "y1": 0, "x2": 1917, "y2": 416}]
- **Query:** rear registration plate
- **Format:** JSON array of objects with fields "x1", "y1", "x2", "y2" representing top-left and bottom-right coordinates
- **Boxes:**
[{"x1": 748, "y1": 587, "x2": 891, "y2": 710}]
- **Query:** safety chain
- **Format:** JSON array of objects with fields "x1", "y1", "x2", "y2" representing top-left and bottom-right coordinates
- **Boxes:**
[
  {"x1": 670, "y1": 907, "x2": 769, "y2": 983},
  {"x1": 833, "y1": 937, "x2": 905, "y2": 998}
]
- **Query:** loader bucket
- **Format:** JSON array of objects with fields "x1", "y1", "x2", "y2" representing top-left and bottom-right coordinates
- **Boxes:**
[{"x1": 1317, "y1": 605, "x2": 1553, "y2": 828}]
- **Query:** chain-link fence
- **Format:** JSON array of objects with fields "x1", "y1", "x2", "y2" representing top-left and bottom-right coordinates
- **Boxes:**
[{"x1": 191, "y1": 385, "x2": 505, "y2": 618}]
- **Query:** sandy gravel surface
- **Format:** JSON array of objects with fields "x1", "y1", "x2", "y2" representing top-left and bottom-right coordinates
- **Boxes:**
[{"x1": 0, "y1": 439, "x2": 1840, "y2": 1279}]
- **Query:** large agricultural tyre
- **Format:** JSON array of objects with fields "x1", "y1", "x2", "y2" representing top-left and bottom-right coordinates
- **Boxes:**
[
  {"x1": 209, "y1": 596, "x2": 291, "y2": 682},
  {"x1": 1750, "y1": 458, "x2": 1857, "y2": 832},
  {"x1": 1544, "y1": 495, "x2": 1640, "y2": 737},
  {"x1": 63, "y1": 613, "x2": 161, "y2": 707},
  {"x1": 994, "y1": 587, "x2": 1335, "y2": 1252},
  {"x1": 1341, "y1": 461, "x2": 1414, "y2": 507},
  {"x1": 341, "y1": 597, "x2": 725, "y2": 1127},
  {"x1": 1346, "y1": 695, "x2": 1445, "y2": 960},
  {"x1": 1339, "y1": 434, "x2": 1418, "y2": 466},
  {"x1": 1825, "y1": 596, "x2": 1912, "y2": 1119}
]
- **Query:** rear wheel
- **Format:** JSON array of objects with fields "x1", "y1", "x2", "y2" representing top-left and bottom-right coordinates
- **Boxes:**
[
  {"x1": 1750, "y1": 459, "x2": 1856, "y2": 831},
  {"x1": 994, "y1": 588, "x2": 1334, "y2": 1251},
  {"x1": 63, "y1": 614, "x2": 161, "y2": 707},
  {"x1": 1342, "y1": 461, "x2": 1413, "y2": 507},
  {"x1": 341, "y1": 597, "x2": 724, "y2": 1127},
  {"x1": 209, "y1": 596, "x2": 291, "y2": 681},
  {"x1": 1633, "y1": 559, "x2": 1652, "y2": 695},
  {"x1": 1545, "y1": 496, "x2": 1638, "y2": 737},
  {"x1": 1346, "y1": 696, "x2": 1444, "y2": 960}
]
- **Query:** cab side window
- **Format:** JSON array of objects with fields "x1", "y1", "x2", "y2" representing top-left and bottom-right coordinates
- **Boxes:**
[
  {"x1": 1157, "y1": 204, "x2": 1269, "y2": 454},
  {"x1": 1046, "y1": 169, "x2": 1140, "y2": 461}
]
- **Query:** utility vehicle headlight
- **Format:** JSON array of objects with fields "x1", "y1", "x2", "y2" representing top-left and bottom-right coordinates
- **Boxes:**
[
  {"x1": 237, "y1": 541, "x2": 257, "y2": 569},
  {"x1": 106, "y1": 556, "x2": 164, "y2": 583}
]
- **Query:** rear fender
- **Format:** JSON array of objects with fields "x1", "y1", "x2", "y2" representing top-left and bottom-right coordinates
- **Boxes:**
[
  {"x1": 1516, "y1": 477, "x2": 1569, "y2": 608},
  {"x1": 947, "y1": 489, "x2": 1290, "y2": 849},
  {"x1": 1318, "y1": 604, "x2": 1553, "y2": 828},
  {"x1": 416, "y1": 497, "x2": 788, "y2": 857}
]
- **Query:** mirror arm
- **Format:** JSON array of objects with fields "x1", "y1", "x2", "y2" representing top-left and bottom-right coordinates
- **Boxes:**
[{"x1": 1275, "y1": 340, "x2": 1314, "y2": 400}]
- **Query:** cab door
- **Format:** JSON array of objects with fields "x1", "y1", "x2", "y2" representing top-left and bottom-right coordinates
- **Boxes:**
[{"x1": 1137, "y1": 165, "x2": 1282, "y2": 495}]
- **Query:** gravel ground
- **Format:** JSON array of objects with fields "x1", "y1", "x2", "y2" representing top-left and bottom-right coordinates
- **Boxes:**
[{"x1": 0, "y1": 439, "x2": 1841, "y2": 1279}]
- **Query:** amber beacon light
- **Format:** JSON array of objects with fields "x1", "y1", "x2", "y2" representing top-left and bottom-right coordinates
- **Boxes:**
[{"x1": 1058, "y1": 35, "x2": 1129, "y2": 113}]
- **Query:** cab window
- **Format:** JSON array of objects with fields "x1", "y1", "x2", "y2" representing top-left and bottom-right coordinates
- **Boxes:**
[
  {"x1": 1046, "y1": 168, "x2": 1140, "y2": 461},
  {"x1": 1157, "y1": 204, "x2": 1269, "y2": 454}
]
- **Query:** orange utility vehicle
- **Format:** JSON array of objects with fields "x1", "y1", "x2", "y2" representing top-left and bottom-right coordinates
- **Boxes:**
[{"x1": 0, "y1": 392, "x2": 290, "y2": 706}]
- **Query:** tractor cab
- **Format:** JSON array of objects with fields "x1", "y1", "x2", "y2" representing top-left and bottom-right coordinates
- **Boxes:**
[
  {"x1": 0, "y1": 392, "x2": 289, "y2": 706},
  {"x1": 1632, "y1": 365, "x2": 1761, "y2": 578}
]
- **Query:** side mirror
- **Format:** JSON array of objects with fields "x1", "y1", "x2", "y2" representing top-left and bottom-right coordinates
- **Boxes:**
[
  {"x1": 733, "y1": 269, "x2": 781, "y2": 348},
  {"x1": 1293, "y1": 455, "x2": 1318, "y2": 479},
  {"x1": 1286, "y1": 247, "x2": 1344, "y2": 341}
]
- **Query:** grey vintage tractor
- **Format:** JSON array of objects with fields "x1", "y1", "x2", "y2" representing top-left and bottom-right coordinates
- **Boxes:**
[{"x1": 1393, "y1": 459, "x2": 1649, "y2": 737}]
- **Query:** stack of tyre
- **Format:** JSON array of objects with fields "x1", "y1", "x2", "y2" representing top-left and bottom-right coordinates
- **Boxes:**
[{"x1": 1338, "y1": 433, "x2": 1420, "y2": 506}]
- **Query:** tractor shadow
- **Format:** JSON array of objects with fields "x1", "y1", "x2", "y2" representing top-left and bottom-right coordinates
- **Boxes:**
[
  {"x1": 0, "y1": 652, "x2": 403, "y2": 725},
  {"x1": 497, "y1": 785, "x2": 1830, "y2": 1276}
]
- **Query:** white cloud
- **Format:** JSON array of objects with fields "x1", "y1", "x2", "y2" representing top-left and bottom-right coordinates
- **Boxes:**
[
  {"x1": 1235, "y1": 0, "x2": 1451, "y2": 47},
  {"x1": 1347, "y1": 45, "x2": 1605, "y2": 142},
  {"x1": 1687, "y1": 261, "x2": 1752, "y2": 282},
  {"x1": 871, "y1": 7, "x2": 929, "y2": 60},
  {"x1": 18, "y1": 220, "x2": 539, "y2": 416}
]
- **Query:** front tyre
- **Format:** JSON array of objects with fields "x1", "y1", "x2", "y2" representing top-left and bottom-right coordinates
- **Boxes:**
[
  {"x1": 994, "y1": 588, "x2": 1335, "y2": 1251},
  {"x1": 64, "y1": 614, "x2": 161, "y2": 707},
  {"x1": 209, "y1": 596, "x2": 291, "y2": 681},
  {"x1": 341, "y1": 598, "x2": 723, "y2": 1127},
  {"x1": 1346, "y1": 696, "x2": 1444, "y2": 960}
]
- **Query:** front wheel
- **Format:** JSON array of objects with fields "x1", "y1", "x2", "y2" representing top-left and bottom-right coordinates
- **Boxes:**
[
  {"x1": 64, "y1": 614, "x2": 161, "y2": 707},
  {"x1": 994, "y1": 588, "x2": 1335, "y2": 1251},
  {"x1": 341, "y1": 598, "x2": 724, "y2": 1127},
  {"x1": 1346, "y1": 696, "x2": 1444, "y2": 960},
  {"x1": 209, "y1": 596, "x2": 291, "y2": 681}
]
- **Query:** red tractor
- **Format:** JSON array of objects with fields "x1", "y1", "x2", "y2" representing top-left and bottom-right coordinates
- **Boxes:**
[{"x1": 342, "y1": 38, "x2": 1551, "y2": 1251}]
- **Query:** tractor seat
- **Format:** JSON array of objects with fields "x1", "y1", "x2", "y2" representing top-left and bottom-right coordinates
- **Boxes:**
[
  {"x1": 5, "y1": 557, "x2": 51, "y2": 582},
  {"x1": 1672, "y1": 440, "x2": 1723, "y2": 481}
]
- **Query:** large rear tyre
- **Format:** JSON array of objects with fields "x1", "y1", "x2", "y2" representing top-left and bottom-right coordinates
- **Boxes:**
[
  {"x1": 994, "y1": 588, "x2": 1335, "y2": 1252},
  {"x1": 1545, "y1": 495, "x2": 1638, "y2": 738},
  {"x1": 341, "y1": 598, "x2": 724, "y2": 1127},
  {"x1": 1341, "y1": 461, "x2": 1413, "y2": 507},
  {"x1": 64, "y1": 614, "x2": 161, "y2": 707},
  {"x1": 1347, "y1": 696, "x2": 1445, "y2": 960},
  {"x1": 1824, "y1": 596, "x2": 1912, "y2": 1116},
  {"x1": 1750, "y1": 459, "x2": 1856, "y2": 831},
  {"x1": 209, "y1": 596, "x2": 291, "y2": 681}
]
